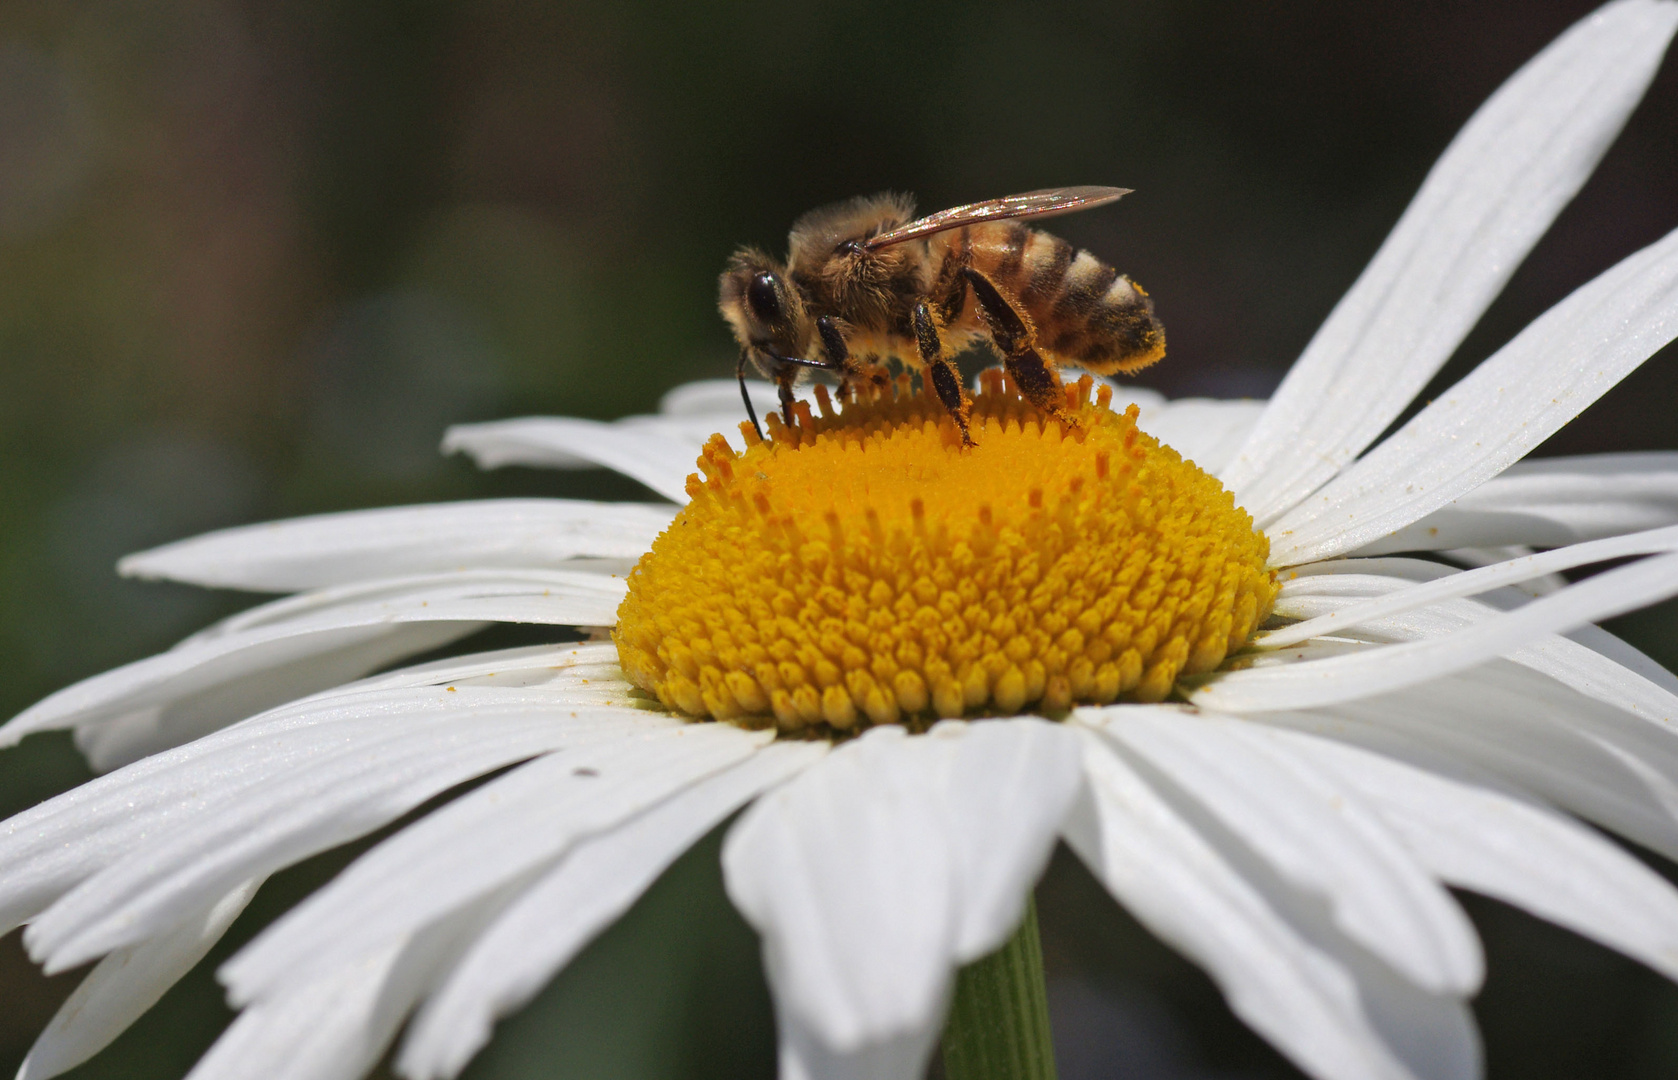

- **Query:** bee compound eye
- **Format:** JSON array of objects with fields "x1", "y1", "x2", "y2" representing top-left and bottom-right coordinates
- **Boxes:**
[{"x1": 747, "y1": 271, "x2": 782, "y2": 322}]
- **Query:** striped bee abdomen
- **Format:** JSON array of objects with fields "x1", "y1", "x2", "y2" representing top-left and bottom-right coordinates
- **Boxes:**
[{"x1": 954, "y1": 222, "x2": 1166, "y2": 376}]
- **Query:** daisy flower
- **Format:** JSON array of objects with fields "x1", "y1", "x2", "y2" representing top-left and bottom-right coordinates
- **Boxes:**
[{"x1": 7, "y1": 4, "x2": 1678, "y2": 1080}]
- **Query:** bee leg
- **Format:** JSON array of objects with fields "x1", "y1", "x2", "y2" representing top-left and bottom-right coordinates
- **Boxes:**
[
  {"x1": 935, "y1": 263, "x2": 968, "y2": 324},
  {"x1": 959, "y1": 267, "x2": 1067, "y2": 419},
  {"x1": 776, "y1": 374, "x2": 799, "y2": 425},
  {"x1": 815, "y1": 315, "x2": 859, "y2": 401},
  {"x1": 763, "y1": 348, "x2": 843, "y2": 425},
  {"x1": 912, "y1": 300, "x2": 975, "y2": 446},
  {"x1": 737, "y1": 348, "x2": 764, "y2": 441},
  {"x1": 816, "y1": 315, "x2": 851, "y2": 371}
]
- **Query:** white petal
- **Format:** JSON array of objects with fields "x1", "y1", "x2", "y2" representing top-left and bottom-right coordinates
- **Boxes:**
[
  {"x1": 1264, "y1": 669, "x2": 1678, "y2": 864},
  {"x1": 0, "y1": 684, "x2": 657, "y2": 939},
  {"x1": 187, "y1": 895, "x2": 500, "y2": 1080},
  {"x1": 1132, "y1": 398, "x2": 1266, "y2": 475},
  {"x1": 723, "y1": 727, "x2": 953, "y2": 1058},
  {"x1": 1362, "y1": 452, "x2": 1678, "y2": 554},
  {"x1": 27, "y1": 694, "x2": 672, "y2": 972},
  {"x1": 1260, "y1": 524, "x2": 1678, "y2": 647},
  {"x1": 1282, "y1": 556, "x2": 1457, "y2": 586},
  {"x1": 188, "y1": 943, "x2": 407, "y2": 1080},
  {"x1": 1267, "y1": 223, "x2": 1678, "y2": 565},
  {"x1": 1288, "y1": 555, "x2": 1678, "y2": 696},
  {"x1": 1089, "y1": 710, "x2": 1481, "y2": 995},
  {"x1": 443, "y1": 418, "x2": 704, "y2": 503},
  {"x1": 1222, "y1": 0, "x2": 1678, "y2": 524},
  {"x1": 17, "y1": 878, "x2": 261, "y2": 1080},
  {"x1": 1191, "y1": 550, "x2": 1678, "y2": 711},
  {"x1": 777, "y1": 1010, "x2": 940, "y2": 1080},
  {"x1": 1258, "y1": 725, "x2": 1678, "y2": 982},
  {"x1": 1267, "y1": 568, "x2": 1678, "y2": 727},
  {"x1": 324, "y1": 640, "x2": 624, "y2": 695},
  {"x1": 939, "y1": 721, "x2": 1085, "y2": 961},
  {"x1": 1438, "y1": 547, "x2": 1568, "y2": 596},
  {"x1": 721, "y1": 721, "x2": 1081, "y2": 1060},
  {"x1": 658, "y1": 377, "x2": 786, "y2": 417},
  {"x1": 1512, "y1": 624, "x2": 1678, "y2": 727},
  {"x1": 69, "y1": 623, "x2": 473, "y2": 771},
  {"x1": 1273, "y1": 557, "x2": 1678, "y2": 673},
  {"x1": 1566, "y1": 622, "x2": 1678, "y2": 696},
  {"x1": 396, "y1": 739, "x2": 828, "y2": 1080},
  {"x1": 442, "y1": 379, "x2": 851, "y2": 501},
  {"x1": 220, "y1": 722, "x2": 769, "y2": 1005},
  {"x1": 0, "y1": 569, "x2": 625, "y2": 745},
  {"x1": 71, "y1": 640, "x2": 638, "y2": 772},
  {"x1": 1065, "y1": 728, "x2": 1477, "y2": 1080},
  {"x1": 118, "y1": 499, "x2": 670, "y2": 592},
  {"x1": 192, "y1": 568, "x2": 625, "y2": 639}
]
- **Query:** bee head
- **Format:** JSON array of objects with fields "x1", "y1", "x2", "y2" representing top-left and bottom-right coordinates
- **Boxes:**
[{"x1": 719, "y1": 248, "x2": 811, "y2": 373}]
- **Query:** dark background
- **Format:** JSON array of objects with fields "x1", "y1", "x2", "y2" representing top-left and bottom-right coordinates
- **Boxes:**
[{"x1": 1, "y1": 1, "x2": 1677, "y2": 1077}]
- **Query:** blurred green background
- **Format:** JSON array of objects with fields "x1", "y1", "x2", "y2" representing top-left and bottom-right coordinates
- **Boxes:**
[{"x1": 1, "y1": 0, "x2": 1676, "y2": 1077}]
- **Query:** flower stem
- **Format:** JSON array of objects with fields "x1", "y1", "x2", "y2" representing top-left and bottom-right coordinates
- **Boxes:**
[{"x1": 940, "y1": 894, "x2": 1058, "y2": 1080}]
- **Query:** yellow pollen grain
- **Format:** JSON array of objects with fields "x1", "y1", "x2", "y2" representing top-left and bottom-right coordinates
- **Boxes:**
[{"x1": 613, "y1": 371, "x2": 1276, "y2": 735}]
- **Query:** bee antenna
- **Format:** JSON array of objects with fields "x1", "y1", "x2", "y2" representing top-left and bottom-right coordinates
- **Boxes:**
[{"x1": 737, "y1": 350, "x2": 765, "y2": 441}]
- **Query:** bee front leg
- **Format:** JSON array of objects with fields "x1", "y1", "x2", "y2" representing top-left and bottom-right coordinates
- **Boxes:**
[
  {"x1": 959, "y1": 267, "x2": 1067, "y2": 418},
  {"x1": 912, "y1": 300, "x2": 975, "y2": 446},
  {"x1": 763, "y1": 348, "x2": 842, "y2": 426},
  {"x1": 776, "y1": 374, "x2": 799, "y2": 425}
]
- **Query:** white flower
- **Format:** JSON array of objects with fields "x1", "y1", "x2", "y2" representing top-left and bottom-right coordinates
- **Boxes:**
[{"x1": 7, "y1": 4, "x2": 1678, "y2": 1080}]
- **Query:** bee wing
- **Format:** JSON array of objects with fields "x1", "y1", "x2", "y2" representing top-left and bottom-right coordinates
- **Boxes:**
[{"x1": 861, "y1": 186, "x2": 1131, "y2": 250}]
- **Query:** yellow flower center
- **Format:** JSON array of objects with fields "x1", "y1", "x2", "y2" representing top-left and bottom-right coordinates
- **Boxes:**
[{"x1": 614, "y1": 371, "x2": 1276, "y2": 734}]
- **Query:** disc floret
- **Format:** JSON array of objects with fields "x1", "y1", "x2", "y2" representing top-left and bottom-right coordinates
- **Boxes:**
[{"x1": 614, "y1": 372, "x2": 1276, "y2": 735}]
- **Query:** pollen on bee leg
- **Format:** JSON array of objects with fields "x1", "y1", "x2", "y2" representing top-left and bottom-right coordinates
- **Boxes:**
[{"x1": 613, "y1": 373, "x2": 1276, "y2": 736}]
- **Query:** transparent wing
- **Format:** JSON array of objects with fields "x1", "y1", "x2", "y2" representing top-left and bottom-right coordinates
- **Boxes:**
[{"x1": 862, "y1": 186, "x2": 1131, "y2": 250}]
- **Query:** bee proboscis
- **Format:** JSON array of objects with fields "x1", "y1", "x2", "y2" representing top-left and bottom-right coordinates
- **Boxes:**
[{"x1": 718, "y1": 186, "x2": 1165, "y2": 444}]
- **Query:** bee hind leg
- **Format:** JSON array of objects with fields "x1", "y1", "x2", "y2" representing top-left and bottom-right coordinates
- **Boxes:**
[
  {"x1": 912, "y1": 300, "x2": 975, "y2": 446},
  {"x1": 959, "y1": 267, "x2": 1069, "y2": 421}
]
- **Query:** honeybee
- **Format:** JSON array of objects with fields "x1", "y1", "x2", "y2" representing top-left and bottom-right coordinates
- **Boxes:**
[{"x1": 718, "y1": 186, "x2": 1165, "y2": 445}]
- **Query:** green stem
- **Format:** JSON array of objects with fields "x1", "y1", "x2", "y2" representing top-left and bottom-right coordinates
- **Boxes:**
[{"x1": 940, "y1": 894, "x2": 1058, "y2": 1080}]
